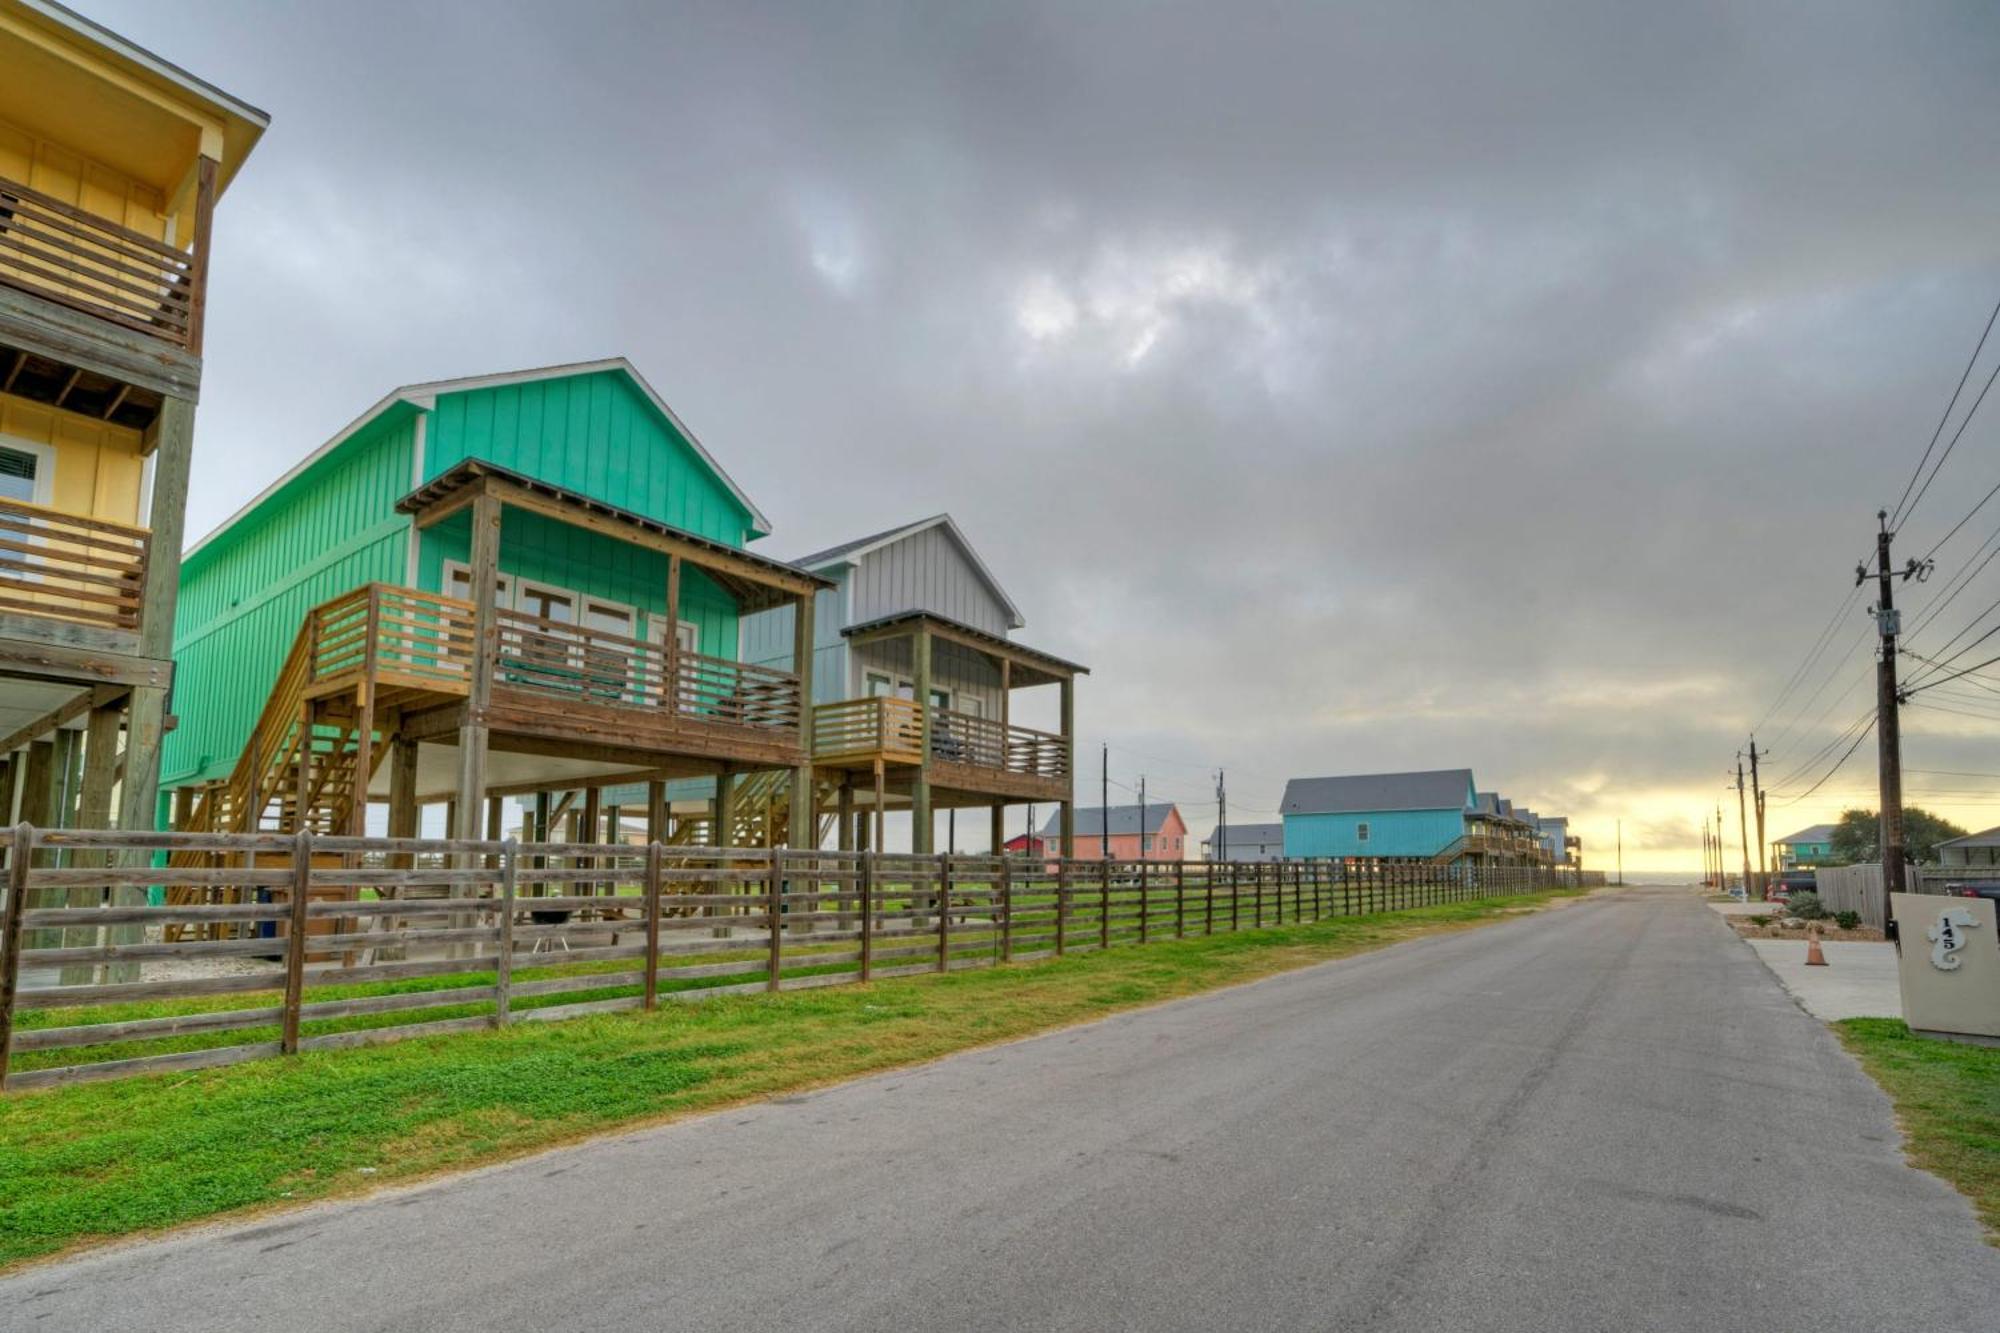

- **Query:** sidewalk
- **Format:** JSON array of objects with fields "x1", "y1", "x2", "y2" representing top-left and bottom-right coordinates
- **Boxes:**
[{"x1": 1743, "y1": 938, "x2": 1901, "y2": 1021}]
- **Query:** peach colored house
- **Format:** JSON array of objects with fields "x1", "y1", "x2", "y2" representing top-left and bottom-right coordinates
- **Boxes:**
[{"x1": 1039, "y1": 803, "x2": 1188, "y2": 862}]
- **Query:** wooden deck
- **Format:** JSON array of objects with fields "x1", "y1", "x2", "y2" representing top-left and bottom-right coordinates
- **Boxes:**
[
  {"x1": 811, "y1": 696, "x2": 1071, "y2": 802},
  {"x1": 305, "y1": 584, "x2": 808, "y2": 769}
]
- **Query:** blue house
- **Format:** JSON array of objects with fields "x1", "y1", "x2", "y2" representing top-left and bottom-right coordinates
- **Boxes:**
[{"x1": 1280, "y1": 769, "x2": 1480, "y2": 860}]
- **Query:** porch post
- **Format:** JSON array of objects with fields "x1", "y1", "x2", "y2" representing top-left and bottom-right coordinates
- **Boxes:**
[
  {"x1": 1058, "y1": 673, "x2": 1076, "y2": 858},
  {"x1": 663, "y1": 553, "x2": 682, "y2": 714},
  {"x1": 911, "y1": 625, "x2": 933, "y2": 854},
  {"x1": 120, "y1": 392, "x2": 196, "y2": 832},
  {"x1": 646, "y1": 780, "x2": 667, "y2": 843},
  {"x1": 837, "y1": 781, "x2": 855, "y2": 851},
  {"x1": 454, "y1": 491, "x2": 501, "y2": 840},
  {"x1": 788, "y1": 588, "x2": 815, "y2": 850},
  {"x1": 990, "y1": 802, "x2": 1005, "y2": 856}
]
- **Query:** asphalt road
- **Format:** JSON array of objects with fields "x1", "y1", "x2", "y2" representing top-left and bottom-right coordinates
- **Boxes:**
[{"x1": 7, "y1": 886, "x2": 1998, "y2": 1331}]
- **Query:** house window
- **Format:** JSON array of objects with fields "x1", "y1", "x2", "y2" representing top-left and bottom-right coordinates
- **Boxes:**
[
  {"x1": 1356, "y1": 822, "x2": 1370, "y2": 844},
  {"x1": 865, "y1": 671, "x2": 895, "y2": 697},
  {"x1": 0, "y1": 446, "x2": 38, "y2": 503}
]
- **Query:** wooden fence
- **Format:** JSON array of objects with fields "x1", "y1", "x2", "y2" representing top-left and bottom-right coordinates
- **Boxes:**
[{"x1": 0, "y1": 825, "x2": 1596, "y2": 1093}]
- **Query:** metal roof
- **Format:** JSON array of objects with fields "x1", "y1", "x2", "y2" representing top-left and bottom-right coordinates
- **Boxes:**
[
  {"x1": 1934, "y1": 825, "x2": 2000, "y2": 849},
  {"x1": 185, "y1": 358, "x2": 773, "y2": 562},
  {"x1": 1203, "y1": 821, "x2": 1284, "y2": 847},
  {"x1": 1039, "y1": 804, "x2": 1180, "y2": 838},
  {"x1": 841, "y1": 610, "x2": 1087, "y2": 683},
  {"x1": 792, "y1": 513, "x2": 1026, "y2": 630},
  {"x1": 395, "y1": 458, "x2": 830, "y2": 611},
  {"x1": 1281, "y1": 769, "x2": 1477, "y2": 816},
  {"x1": 1775, "y1": 823, "x2": 1839, "y2": 845}
]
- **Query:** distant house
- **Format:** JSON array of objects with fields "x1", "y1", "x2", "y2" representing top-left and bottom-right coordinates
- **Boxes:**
[
  {"x1": 1281, "y1": 769, "x2": 1480, "y2": 861},
  {"x1": 1773, "y1": 823, "x2": 1838, "y2": 870},
  {"x1": 1040, "y1": 804, "x2": 1188, "y2": 862},
  {"x1": 1935, "y1": 827, "x2": 2000, "y2": 871},
  {"x1": 1202, "y1": 821, "x2": 1285, "y2": 862}
]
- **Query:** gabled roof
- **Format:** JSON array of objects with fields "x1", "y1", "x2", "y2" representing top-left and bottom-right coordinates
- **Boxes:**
[
  {"x1": 794, "y1": 513, "x2": 1025, "y2": 630},
  {"x1": 842, "y1": 610, "x2": 1087, "y2": 685},
  {"x1": 1281, "y1": 769, "x2": 1477, "y2": 816},
  {"x1": 185, "y1": 358, "x2": 772, "y2": 561},
  {"x1": 1203, "y1": 821, "x2": 1285, "y2": 847},
  {"x1": 1776, "y1": 823, "x2": 1838, "y2": 845},
  {"x1": 1938, "y1": 825, "x2": 2000, "y2": 849},
  {"x1": 1040, "y1": 804, "x2": 1181, "y2": 838}
]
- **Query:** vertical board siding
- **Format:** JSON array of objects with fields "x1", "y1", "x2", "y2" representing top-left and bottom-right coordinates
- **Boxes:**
[
  {"x1": 167, "y1": 413, "x2": 418, "y2": 786},
  {"x1": 418, "y1": 510, "x2": 738, "y2": 659},
  {"x1": 740, "y1": 574, "x2": 847, "y2": 704},
  {"x1": 1282, "y1": 808, "x2": 1469, "y2": 860},
  {"x1": 0, "y1": 393, "x2": 146, "y2": 525},
  {"x1": 848, "y1": 526, "x2": 1015, "y2": 635},
  {"x1": 423, "y1": 373, "x2": 755, "y2": 547}
]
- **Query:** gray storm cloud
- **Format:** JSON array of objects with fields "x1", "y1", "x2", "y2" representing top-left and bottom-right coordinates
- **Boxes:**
[{"x1": 94, "y1": 0, "x2": 2000, "y2": 858}]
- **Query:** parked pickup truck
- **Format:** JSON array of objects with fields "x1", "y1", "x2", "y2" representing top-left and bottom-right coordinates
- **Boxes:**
[{"x1": 1765, "y1": 871, "x2": 1817, "y2": 906}]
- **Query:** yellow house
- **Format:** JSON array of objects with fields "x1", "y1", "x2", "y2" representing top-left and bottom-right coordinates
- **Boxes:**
[{"x1": 0, "y1": 0, "x2": 264, "y2": 832}]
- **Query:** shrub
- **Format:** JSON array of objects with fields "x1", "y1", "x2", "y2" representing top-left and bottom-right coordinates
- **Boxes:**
[
  {"x1": 1834, "y1": 910, "x2": 1861, "y2": 930},
  {"x1": 1786, "y1": 890, "x2": 1826, "y2": 921},
  {"x1": 1748, "y1": 915, "x2": 1772, "y2": 927}
]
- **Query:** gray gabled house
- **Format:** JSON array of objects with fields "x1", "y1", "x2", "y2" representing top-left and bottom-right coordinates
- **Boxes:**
[{"x1": 741, "y1": 514, "x2": 1084, "y2": 854}]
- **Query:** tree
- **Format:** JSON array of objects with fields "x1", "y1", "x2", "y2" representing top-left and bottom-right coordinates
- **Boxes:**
[{"x1": 1827, "y1": 807, "x2": 1970, "y2": 865}]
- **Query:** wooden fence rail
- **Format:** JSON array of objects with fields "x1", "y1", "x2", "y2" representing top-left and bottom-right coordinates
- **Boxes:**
[{"x1": 0, "y1": 824, "x2": 1600, "y2": 1093}]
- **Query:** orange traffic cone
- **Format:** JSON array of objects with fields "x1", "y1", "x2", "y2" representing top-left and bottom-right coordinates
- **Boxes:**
[{"x1": 1805, "y1": 928, "x2": 1829, "y2": 967}]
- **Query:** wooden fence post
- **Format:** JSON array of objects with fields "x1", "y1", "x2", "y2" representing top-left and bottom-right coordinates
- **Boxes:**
[
  {"x1": 1056, "y1": 858, "x2": 1069, "y2": 956},
  {"x1": 767, "y1": 850, "x2": 783, "y2": 993},
  {"x1": 859, "y1": 851, "x2": 874, "y2": 982},
  {"x1": 0, "y1": 823, "x2": 34, "y2": 1089},
  {"x1": 1205, "y1": 863, "x2": 1215, "y2": 935},
  {"x1": 281, "y1": 829, "x2": 312, "y2": 1055},
  {"x1": 1175, "y1": 860, "x2": 1186, "y2": 937},
  {"x1": 1099, "y1": 860, "x2": 1111, "y2": 951},
  {"x1": 1230, "y1": 863, "x2": 1240, "y2": 932},
  {"x1": 1138, "y1": 858, "x2": 1149, "y2": 945},
  {"x1": 642, "y1": 840, "x2": 661, "y2": 1011},
  {"x1": 998, "y1": 852, "x2": 1013, "y2": 963},
  {"x1": 936, "y1": 853, "x2": 951, "y2": 974},
  {"x1": 1254, "y1": 863, "x2": 1264, "y2": 928},
  {"x1": 496, "y1": 840, "x2": 517, "y2": 1026}
]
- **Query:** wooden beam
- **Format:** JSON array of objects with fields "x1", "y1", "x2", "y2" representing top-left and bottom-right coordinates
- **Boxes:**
[
  {"x1": 0, "y1": 285, "x2": 201, "y2": 402},
  {"x1": 0, "y1": 683, "x2": 122, "y2": 757},
  {"x1": 0, "y1": 347, "x2": 23, "y2": 394},
  {"x1": 421, "y1": 472, "x2": 822, "y2": 601},
  {"x1": 101, "y1": 383, "x2": 131, "y2": 421},
  {"x1": 788, "y1": 588, "x2": 815, "y2": 850},
  {"x1": 136, "y1": 394, "x2": 195, "y2": 660},
  {"x1": 911, "y1": 625, "x2": 932, "y2": 854},
  {"x1": 454, "y1": 493, "x2": 500, "y2": 842},
  {"x1": 115, "y1": 685, "x2": 166, "y2": 832},
  {"x1": 184, "y1": 156, "x2": 218, "y2": 357},
  {"x1": 52, "y1": 366, "x2": 82, "y2": 410}
]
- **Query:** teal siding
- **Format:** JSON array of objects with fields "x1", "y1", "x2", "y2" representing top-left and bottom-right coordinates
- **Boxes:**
[
  {"x1": 166, "y1": 410, "x2": 417, "y2": 786},
  {"x1": 1284, "y1": 808, "x2": 1468, "y2": 860},
  {"x1": 417, "y1": 510, "x2": 738, "y2": 659},
  {"x1": 741, "y1": 572, "x2": 847, "y2": 704},
  {"x1": 424, "y1": 373, "x2": 754, "y2": 545}
]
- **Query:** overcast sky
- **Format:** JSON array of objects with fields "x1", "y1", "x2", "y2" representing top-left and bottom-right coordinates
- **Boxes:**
[{"x1": 94, "y1": 0, "x2": 2000, "y2": 869}]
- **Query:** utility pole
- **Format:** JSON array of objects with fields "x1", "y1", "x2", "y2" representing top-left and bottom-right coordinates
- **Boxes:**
[
  {"x1": 1701, "y1": 816, "x2": 1711, "y2": 888},
  {"x1": 1616, "y1": 818, "x2": 1623, "y2": 886},
  {"x1": 1100, "y1": 742, "x2": 1110, "y2": 861},
  {"x1": 1747, "y1": 738, "x2": 1768, "y2": 897},
  {"x1": 1215, "y1": 769, "x2": 1228, "y2": 862},
  {"x1": 1138, "y1": 775, "x2": 1148, "y2": 861},
  {"x1": 1859, "y1": 510, "x2": 1927, "y2": 910},
  {"x1": 1717, "y1": 802, "x2": 1727, "y2": 893},
  {"x1": 1734, "y1": 760, "x2": 1754, "y2": 900}
]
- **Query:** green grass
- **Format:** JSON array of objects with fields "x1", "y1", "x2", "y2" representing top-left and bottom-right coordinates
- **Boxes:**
[
  {"x1": 1836, "y1": 1018, "x2": 2000, "y2": 1245},
  {"x1": 0, "y1": 890, "x2": 1577, "y2": 1270}
]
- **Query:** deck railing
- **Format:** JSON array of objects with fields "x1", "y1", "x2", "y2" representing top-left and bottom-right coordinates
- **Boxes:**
[
  {"x1": 0, "y1": 497, "x2": 149, "y2": 633},
  {"x1": 810, "y1": 697, "x2": 1070, "y2": 781},
  {"x1": 0, "y1": 174, "x2": 201, "y2": 349},
  {"x1": 311, "y1": 585, "x2": 477, "y2": 688},
  {"x1": 812, "y1": 696, "x2": 924, "y2": 763},
  {"x1": 492, "y1": 607, "x2": 802, "y2": 736}
]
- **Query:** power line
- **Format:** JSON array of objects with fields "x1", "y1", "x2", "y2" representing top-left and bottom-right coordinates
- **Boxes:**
[
  {"x1": 1775, "y1": 715, "x2": 1877, "y2": 807},
  {"x1": 1892, "y1": 294, "x2": 2000, "y2": 528}
]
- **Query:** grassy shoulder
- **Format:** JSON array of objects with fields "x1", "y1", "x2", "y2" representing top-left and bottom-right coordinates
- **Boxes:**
[
  {"x1": 1836, "y1": 1019, "x2": 2000, "y2": 1245},
  {"x1": 0, "y1": 888, "x2": 1582, "y2": 1271}
]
